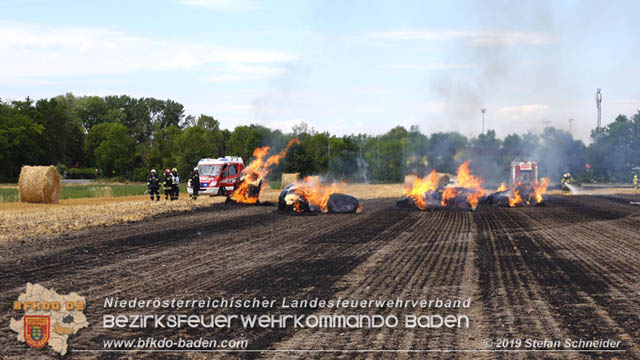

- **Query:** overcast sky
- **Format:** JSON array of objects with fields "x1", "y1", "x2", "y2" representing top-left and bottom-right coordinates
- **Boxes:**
[{"x1": 1, "y1": 0, "x2": 639, "y2": 142}]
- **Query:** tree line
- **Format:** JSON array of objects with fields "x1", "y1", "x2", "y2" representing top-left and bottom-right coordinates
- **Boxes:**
[{"x1": 1, "y1": 93, "x2": 638, "y2": 184}]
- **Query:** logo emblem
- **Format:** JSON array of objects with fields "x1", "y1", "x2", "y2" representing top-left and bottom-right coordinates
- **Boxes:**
[{"x1": 24, "y1": 316, "x2": 50, "y2": 348}]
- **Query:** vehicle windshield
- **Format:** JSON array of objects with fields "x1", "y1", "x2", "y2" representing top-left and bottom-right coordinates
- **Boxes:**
[{"x1": 198, "y1": 164, "x2": 222, "y2": 176}]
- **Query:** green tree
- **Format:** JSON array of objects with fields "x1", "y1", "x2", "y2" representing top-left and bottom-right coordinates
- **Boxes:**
[
  {"x1": 161, "y1": 99, "x2": 185, "y2": 128},
  {"x1": 93, "y1": 123, "x2": 135, "y2": 176},
  {"x1": 151, "y1": 125, "x2": 183, "y2": 172},
  {"x1": 77, "y1": 96, "x2": 109, "y2": 130},
  {"x1": 227, "y1": 126, "x2": 263, "y2": 161},
  {"x1": 588, "y1": 114, "x2": 636, "y2": 181},
  {"x1": 0, "y1": 101, "x2": 45, "y2": 180},
  {"x1": 175, "y1": 122, "x2": 225, "y2": 176},
  {"x1": 33, "y1": 97, "x2": 83, "y2": 166}
]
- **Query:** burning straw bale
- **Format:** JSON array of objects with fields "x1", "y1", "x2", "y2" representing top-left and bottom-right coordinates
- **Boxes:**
[
  {"x1": 281, "y1": 173, "x2": 299, "y2": 189},
  {"x1": 18, "y1": 165, "x2": 61, "y2": 204},
  {"x1": 398, "y1": 162, "x2": 485, "y2": 211},
  {"x1": 278, "y1": 179, "x2": 362, "y2": 214},
  {"x1": 484, "y1": 178, "x2": 549, "y2": 207},
  {"x1": 229, "y1": 138, "x2": 299, "y2": 205}
]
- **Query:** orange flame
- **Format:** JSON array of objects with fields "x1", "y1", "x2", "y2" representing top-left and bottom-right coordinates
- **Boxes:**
[
  {"x1": 497, "y1": 182, "x2": 507, "y2": 192},
  {"x1": 402, "y1": 170, "x2": 439, "y2": 210},
  {"x1": 441, "y1": 187, "x2": 458, "y2": 206},
  {"x1": 534, "y1": 177, "x2": 550, "y2": 203},
  {"x1": 456, "y1": 161, "x2": 484, "y2": 189},
  {"x1": 506, "y1": 177, "x2": 550, "y2": 206},
  {"x1": 292, "y1": 177, "x2": 344, "y2": 213},
  {"x1": 441, "y1": 161, "x2": 485, "y2": 209},
  {"x1": 508, "y1": 189, "x2": 522, "y2": 207},
  {"x1": 231, "y1": 138, "x2": 299, "y2": 203}
]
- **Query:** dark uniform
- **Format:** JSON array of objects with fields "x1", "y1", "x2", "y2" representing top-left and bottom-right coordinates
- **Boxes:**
[
  {"x1": 147, "y1": 171, "x2": 160, "y2": 201},
  {"x1": 171, "y1": 168, "x2": 180, "y2": 200},
  {"x1": 163, "y1": 170, "x2": 173, "y2": 200},
  {"x1": 191, "y1": 169, "x2": 200, "y2": 200}
]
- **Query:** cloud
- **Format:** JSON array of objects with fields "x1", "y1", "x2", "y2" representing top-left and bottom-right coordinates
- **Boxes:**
[
  {"x1": 497, "y1": 104, "x2": 549, "y2": 120},
  {"x1": 0, "y1": 21, "x2": 294, "y2": 78},
  {"x1": 608, "y1": 98, "x2": 640, "y2": 105},
  {"x1": 211, "y1": 104, "x2": 253, "y2": 112},
  {"x1": 176, "y1": 0, "x2": 259, "y2": 11},
  {"x1": 498, "y1": 104, "x2": 549, "y2": 113},
  {"x1": 353, "y1": 87, "x2": 393, "y2": 95},
  {"x1": 199, "y1": 63, "x2": 287, "y2": 83},
  {"x1": 377, "y1": 63, "x2": 475, "y2": 71},
  {"x1": 370, "y1": 30, "x2": 559, "y2": 46}
]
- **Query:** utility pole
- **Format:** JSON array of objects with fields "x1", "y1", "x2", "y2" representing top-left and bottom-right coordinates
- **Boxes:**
[
  {"x1": 595, "y1": 88, "x2": 602, "y2": 129},
  {"x1": 481, "y1": 108, "x2": 487, "y2": 135}
]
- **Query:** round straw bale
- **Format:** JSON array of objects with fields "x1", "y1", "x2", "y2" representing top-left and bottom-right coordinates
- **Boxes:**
[
  {"x1": 18, "y1": 165, "x2": 61, "y2": 204},
  {"x1": 281, "y1": 172, "x2": 300, "y2": 189},
  {"x1": 436, "y1": 173, "x2": 451, "y2": 188}
]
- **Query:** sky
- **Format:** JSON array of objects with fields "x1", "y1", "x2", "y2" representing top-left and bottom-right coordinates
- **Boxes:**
[{"x1": 1, "y1": 0, "x2": 639, "y2": 142}]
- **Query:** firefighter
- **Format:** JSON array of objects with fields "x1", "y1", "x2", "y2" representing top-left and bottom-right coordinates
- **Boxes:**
[
  {"x1": 163, "y1": 168, "x2": 173, "y2": 200},
  {"x1": 147, "y1": 169, "x2": 160, "y2": 201},
  {"x1": 190, "y1": 167, "x2": 200, "y2": 200},
  {"x1": 560, "y1": 173, "x2": 572, "y2": 193},
  {"x1": 634, "y1": 174, "x2": 638, "y2": 192},
  {"x1": 171, "y1": 168, "x2": 180, "y2": 200}
]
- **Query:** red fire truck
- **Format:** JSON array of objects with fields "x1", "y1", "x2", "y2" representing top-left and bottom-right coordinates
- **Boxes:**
[
  {"x1": 187, "y1": 156, "x2": 244, "y2": 196},
  {"x1": 511, "y1": 161, "x2": 539, "y2": 185}
]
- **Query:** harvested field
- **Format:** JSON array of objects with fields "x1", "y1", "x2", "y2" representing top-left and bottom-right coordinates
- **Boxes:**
[
  {"x1": 1, "y1": 192, "x2": 639, "y2": 358},
  {"x1": 0, "y1": 196, "x2": 226, "y2": 243},
  {"x1": 0, "y1": 184, "x2": 402, "y2": 243}
]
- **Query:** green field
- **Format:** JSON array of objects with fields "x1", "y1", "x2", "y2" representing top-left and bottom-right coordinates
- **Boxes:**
[{"x1": 0, "y1": 184, "x2": 188, "y2": 203}]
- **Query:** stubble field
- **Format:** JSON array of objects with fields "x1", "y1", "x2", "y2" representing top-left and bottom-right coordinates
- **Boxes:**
[{"x1": 0, "y1": 185, "x2": 639, "y2": 358}]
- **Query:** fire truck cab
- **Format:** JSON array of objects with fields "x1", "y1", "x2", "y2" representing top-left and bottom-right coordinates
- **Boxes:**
[
  {"x1": 187, "y1": 156, "x2": 244, "y2": 196},
  {"x1": 511, "y1": 161, "x2": 539, "y2": 185}
]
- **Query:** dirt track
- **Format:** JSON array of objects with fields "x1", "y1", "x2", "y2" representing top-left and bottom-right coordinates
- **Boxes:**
[{"x1": 1, "y1": 195, "x2": 640, "y2": 359}]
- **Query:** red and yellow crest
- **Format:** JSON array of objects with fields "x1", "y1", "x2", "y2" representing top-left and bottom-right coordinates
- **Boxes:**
[{"x1": 24, "y1": 315, "x2": 50, "y2": 348}]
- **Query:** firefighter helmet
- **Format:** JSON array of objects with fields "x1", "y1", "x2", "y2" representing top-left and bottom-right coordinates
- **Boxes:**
[
  {"x1": 151, "y1": 169, "x2": 156, "y2": 174},
  {"x1": 172, "y1": 168, "x2": 178, "y2": 172},
  {"x1": 165, "y1": 169, "x2": 170, "y2": 174}
]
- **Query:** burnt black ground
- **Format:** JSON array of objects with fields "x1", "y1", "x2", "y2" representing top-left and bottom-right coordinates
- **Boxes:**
[{"x1": 0, "y1": 195, "x2": 639, "y2": 359}]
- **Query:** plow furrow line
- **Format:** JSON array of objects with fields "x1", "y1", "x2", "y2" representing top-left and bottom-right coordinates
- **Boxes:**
[{"x1": 495, "y1": 208, "x2": 638, "y2": 356}]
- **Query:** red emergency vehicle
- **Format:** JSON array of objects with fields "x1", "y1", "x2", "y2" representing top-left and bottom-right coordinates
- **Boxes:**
[
  {"x1": 187, "y1": 156, "x2": 244, "y2": 196},
  {"x1": 511, "y1": 161, "x2": 539, "y2": 185}
]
